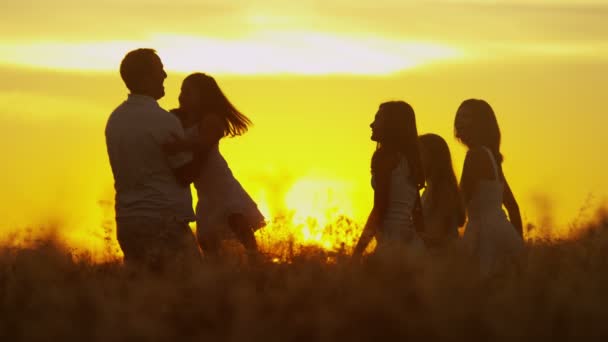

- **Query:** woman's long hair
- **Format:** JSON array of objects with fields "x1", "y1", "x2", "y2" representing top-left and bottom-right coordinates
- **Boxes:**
[
  {"x1": 419, "y1": 134, "x2": 466, "y2": 227},
  {"x1": 375, "y1": 101, "x2": 425, "y2": 191},
  {"x1": 183, "y1": 72, "x2": 252, "y2": 137},
  {"x1": 454, "y1": 99, "x2": 503, "y2": 164}
]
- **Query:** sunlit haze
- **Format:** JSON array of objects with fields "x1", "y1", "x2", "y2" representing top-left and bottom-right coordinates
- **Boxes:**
[{"x1": 1, "y1": 0, "x2": 607, "y2": 259}]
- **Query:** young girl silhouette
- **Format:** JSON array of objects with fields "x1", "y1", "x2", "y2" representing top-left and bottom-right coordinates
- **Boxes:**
[
  {"x1": 173, "y1": 73, "x2": 265, "y2": 259},
  {"x1": 454, "y1": 99, "x2": 524, "y2": 275},
  {"x1": 353, "y1": 101, "x2": 426, "y2": 259},
  {"x1": 418, "y1": 133, "x2": 465, "y2": 251}
]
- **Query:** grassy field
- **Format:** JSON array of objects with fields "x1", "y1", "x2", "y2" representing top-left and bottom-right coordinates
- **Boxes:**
[{"x1": 1, "y1": 210, "x2": 607, "y2": 341}]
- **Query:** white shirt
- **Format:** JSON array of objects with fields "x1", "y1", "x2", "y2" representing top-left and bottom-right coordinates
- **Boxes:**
[{"x1": 105, "y1": 94, "x2": 195, "y2": 221}]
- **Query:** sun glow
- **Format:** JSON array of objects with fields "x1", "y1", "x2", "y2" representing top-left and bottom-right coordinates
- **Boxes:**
[
  {"x1": 254, "y1": 177, "x2": 364, "y2": 260},
  {"x1": 284, "y1": 178, "x2": 355, "y2": 229},
  {"x1": 0, "y1": 33, "x2": 462, "y2": 75},
  {"x1": 0, "y1": 175, "x2": 367, "y2": 263},
  {"x1": 0, "y1": 171, "x2": 591, "y2": 264}
]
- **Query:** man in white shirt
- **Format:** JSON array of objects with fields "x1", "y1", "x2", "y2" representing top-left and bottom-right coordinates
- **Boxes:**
[{"x1": 105, "y1": 48, "x2": 205, "y2": 270}]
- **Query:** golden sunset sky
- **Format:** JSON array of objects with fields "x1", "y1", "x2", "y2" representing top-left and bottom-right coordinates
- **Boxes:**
[{"x1": 1, "y1": 0, "x2": 607, "y2": 253}]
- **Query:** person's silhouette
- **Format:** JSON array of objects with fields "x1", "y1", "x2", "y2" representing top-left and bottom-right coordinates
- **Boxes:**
[
  {"x1": 353, "y1": 101, "x2": 426, "y2": 259},
  {"x1": 105, "y1": 49, "x2": 206, "y2": 271},
  {"x1": 172, "y1": 73, "x2": 265, "y2": 261},
  {"x1": 418, "y1": 133, "x2": 465, "y2": 251},
  {"x1": 454, "y1": 99, "x2": 524, "y2": 276}
]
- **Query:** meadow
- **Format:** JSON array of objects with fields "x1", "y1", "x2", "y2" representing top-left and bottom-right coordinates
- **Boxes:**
[{"x1": 1, "y1": 208, "x2": 607, "y2": 341}]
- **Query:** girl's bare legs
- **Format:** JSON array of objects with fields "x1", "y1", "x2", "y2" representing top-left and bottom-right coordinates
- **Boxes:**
[
  {"x1": 228, "y1": 213, "x2": 259, "y2": 261},
  {"x1": 198, "y1": 228, "x2": 223, "y2": 261}
]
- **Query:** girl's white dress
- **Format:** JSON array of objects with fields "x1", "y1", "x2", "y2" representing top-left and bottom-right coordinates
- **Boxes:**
[
  {"x1": 420, "y1": 189, "x2": 459, "y2": 248},
  {"x1": 187, "y1": 127, "x2": 265, "y2": 240},
  {"x1": 373, "y1": 156, "x2": 425, "y2": 257},
  {"x1": 462, "y1": 147, "x2": 524, "y2": 275}
]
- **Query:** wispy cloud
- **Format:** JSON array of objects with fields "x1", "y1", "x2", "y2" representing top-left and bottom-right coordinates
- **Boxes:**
[
  {"x1": 1, "y1": 0, "x2": 607, "y2": 74},
  {"x1": 0, "y1": 33, "x2": 463, "y2": 75},
  {"x1": 3, "y1": 0, "x2": 607, "y2": 42}
]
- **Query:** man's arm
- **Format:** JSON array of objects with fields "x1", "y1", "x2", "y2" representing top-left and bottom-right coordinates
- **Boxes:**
[
  {"x1": 174, "y1": 114, "x2": 228, "y2": 185},
  {"x1": 171, "y1": 145, "x2": 212, "y2": 186},
  {"x1": 162, "y1": 112, "x2": 216, "y2": 186}
]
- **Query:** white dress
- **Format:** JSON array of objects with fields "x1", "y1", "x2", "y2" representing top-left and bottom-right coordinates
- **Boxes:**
[
  {"x1": 187, "y1": 126, "x2": 265, "y2": 240},
  {"x1": 420, "y1": 190, "x2": 459, "y2": 249},
  {"x1": 373, "y1": 156, "x2": 426, "y2": 256},
  {"x1": 462, "y1": 147, "x2": 524, "y2": 275}
]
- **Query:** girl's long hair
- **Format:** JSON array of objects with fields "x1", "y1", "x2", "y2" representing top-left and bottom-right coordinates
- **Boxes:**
[
  {"x1": 183, "y1": 72, "x2": 252, "y2": 137},
  {"x1": 455, "y1": 99, "x2": 503, "y2": 164},
  {"x1": 419, "y1": 134, "x2": 466, "y2": 227},
  {"x1": 375, "y1": 101, "x2": 425, "y2": 191}
]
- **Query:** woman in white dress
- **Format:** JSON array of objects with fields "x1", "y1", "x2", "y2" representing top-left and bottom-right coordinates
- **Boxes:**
[
  {"x1": 172, "y1": 73, "x2": 265, "y2": 259},
  {"x1": 353, "y1": 101, "x2": 426, "y2": 259},
  {"x1": 418, "y1": 134, "x2": 465, "y2": 251},
  {"x1": 454, "y1": 99, "x2": 524, "y2": 276}
]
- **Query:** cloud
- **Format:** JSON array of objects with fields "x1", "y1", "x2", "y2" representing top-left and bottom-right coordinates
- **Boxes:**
[
  {"x1": 0, "y1": 33, "x2": 463, "y2": 75},
  {"x1": 3, "y1": 0, "x2": 607, "y2": 44},
  {"x1": 0, "y1": 0, "x2": 242, "y2": 40},
  {"x1": 315, "y1": 1, "x2": 608, "y2": 43}
]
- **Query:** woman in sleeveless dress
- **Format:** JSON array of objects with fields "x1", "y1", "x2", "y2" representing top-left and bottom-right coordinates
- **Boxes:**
[
  {"x1": 353, "y1": 101, "x2": 426, "y2": 259},
  {"x1": 454, "y1": 99, "x2": 524, "y2": 276},
  {"x1": 173, "y1": 73, "x2": 265, "y2": 259},
  {"x1": 418, "y1": 134, "x2": 465, "y2": 252}
]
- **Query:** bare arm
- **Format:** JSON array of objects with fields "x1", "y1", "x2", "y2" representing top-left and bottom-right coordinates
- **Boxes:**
[
  {"x1": 166, "y1": 115, "x2": 225, "y2": 186},
  {"x1": 502, "y1": 178, "x2": 523, "y2": 237},
  {"x1": 353, "y1": 152, "x2": 393, "y2": 258},
  {"x1": 460, "y1": 149, "x2": 482, "y2": 204},
  {"x1": 352, "y1": 211, "x2": 378, "y2": 258},
  {"x1": 172, "y1": 147, "x2": 212, "y2": 186}
]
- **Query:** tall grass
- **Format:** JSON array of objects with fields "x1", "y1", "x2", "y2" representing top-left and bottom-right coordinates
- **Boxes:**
[{"x1": 1, "y1": 211, "x2": 607, "y2": 341}]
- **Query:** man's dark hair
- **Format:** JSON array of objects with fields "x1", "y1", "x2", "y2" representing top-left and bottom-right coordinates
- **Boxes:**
[{"x1": 119, "y1": 48, "x2": 158, "y2": 92}]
